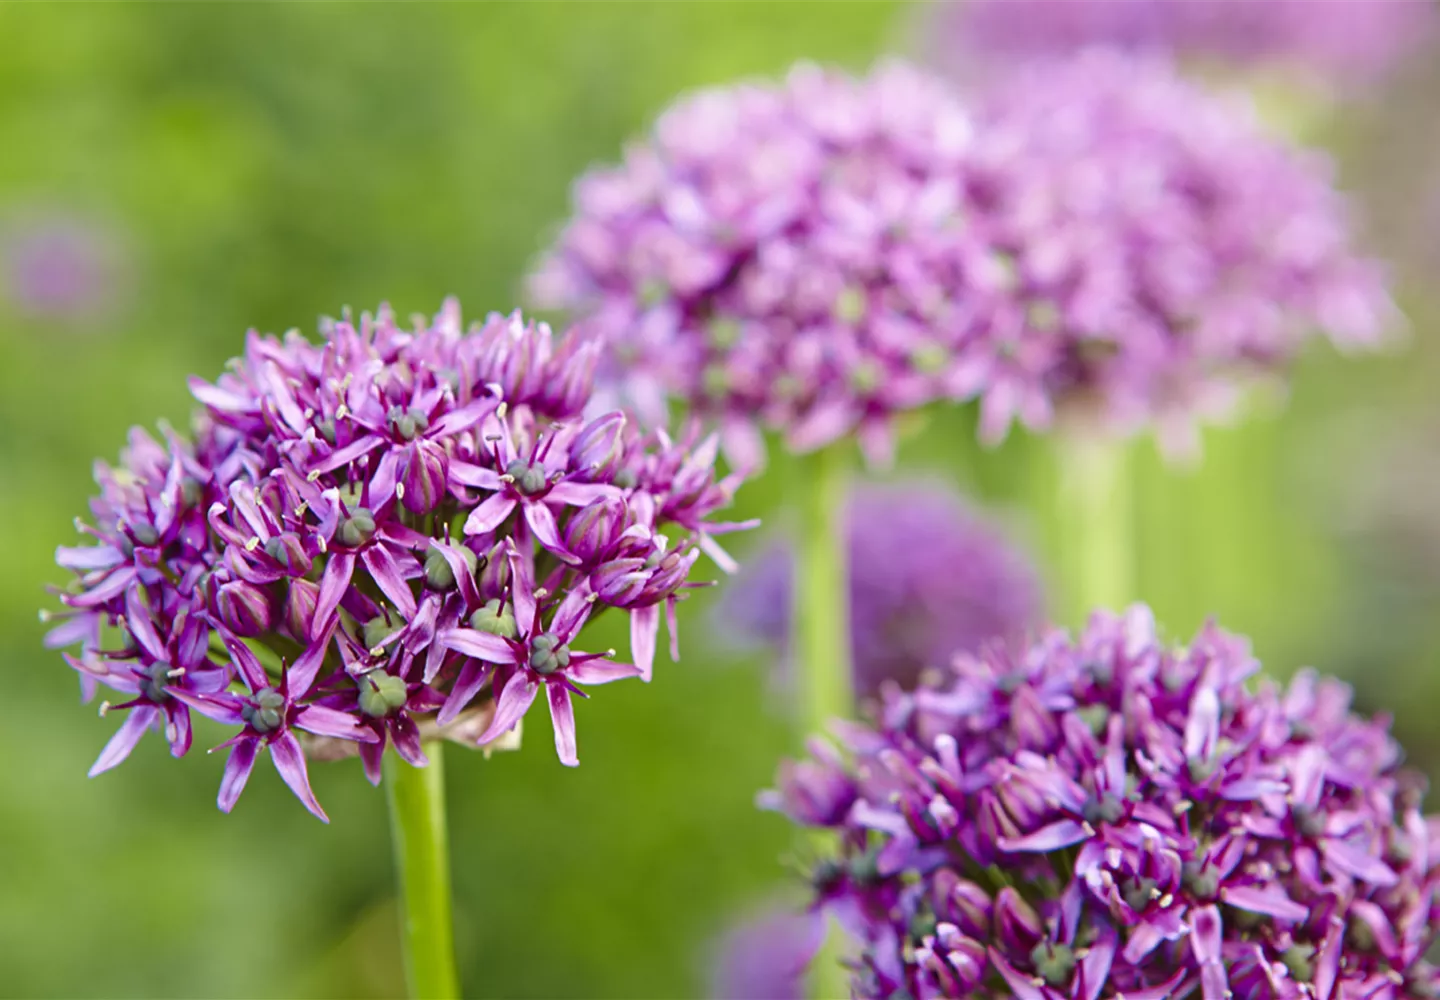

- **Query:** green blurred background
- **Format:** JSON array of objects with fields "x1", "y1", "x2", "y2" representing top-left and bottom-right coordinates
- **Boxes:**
[{"x1": 2, "y1": 3, "x2": 1437, "y2": 997}]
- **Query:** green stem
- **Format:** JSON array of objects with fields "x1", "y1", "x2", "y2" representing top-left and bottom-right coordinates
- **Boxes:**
[
  {"x1": 795, "y1": 444, "x2": 854, "y2": 738},
  {"x1": 1055, "y1": 434, "x2": 1134, "y2": 626},
  {"x1": 385, "y1": 743, "x2": 460, "y2": 1000},
  {"x1": 794, "y1": 445, "x2": 853, "y2": 1000}
]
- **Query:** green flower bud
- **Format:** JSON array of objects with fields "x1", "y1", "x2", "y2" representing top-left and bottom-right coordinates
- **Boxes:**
[
  {"x1": 1281, "y1": 943, "x2": 1315, "y2": 983},
  {"x1": 425, "y1": 544, "x2": 477, "y2": 591},
  {"x1": 1030, "y1": 942, "x2": 1076, "y2": 988},
  {"x1": 529, "y1": 632, "x2": 570, "y2": 675},
  {"x1": 357, "y1": 672, "x2": 409, "y2": 717},
  {"x1": 470, "y1": 599, "x2": 517, "y2": 639},
  {"x1": 387, "y1": 405, "x2": 429, "y2": 442},
  {"x1": 504, "y1": 460, "x2": 548, "y2": 497},
  {"x1": 242, "y1": 688, "x2": 287, "y2": 734},
  {"x1": 362, "y1": 614, "x2": 402, "y2": 651},
  {"x1": 337, "y1": 508, "x2": 376, "y2": 548}
]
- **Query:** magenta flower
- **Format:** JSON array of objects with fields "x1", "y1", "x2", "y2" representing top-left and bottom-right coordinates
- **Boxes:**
[
  {"x1": 46, "y1": 300, "x2": 749, "y2": 819},
  {"x1": 953, "y1": 51, "x2": 1394, "y2": 453},
  {"x1": 715, "y1": 480, "x2": 1043, "y2": 701},
  {"x1": 708, "y1": 903, "x2": 826, "y2": 1000},
  {"x1": 1, "y1": 212, "x2": 122, "y2": 319},
  {"x1": 763, "y1": 606, "x2": 1440, "y2": 998},
  {"x1": 927, "y1": 0, "x2": 1434, "y2": 87},
  {"x1": 533, "y1": 55, "x2": 1392, "y2": 460},
  {"x1": 531, "y1": 61, "x2": 991, "y2": 468}
]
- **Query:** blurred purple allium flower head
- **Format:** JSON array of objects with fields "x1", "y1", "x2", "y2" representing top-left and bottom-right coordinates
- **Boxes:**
[
  {"x1": 958, "y1": 50, "x2": 1395, "y2": 454},
  {"x1": 929, "y1": 0, "x2": 1434, "y2": 87},
  {"x1": 708, "y1": 902, "x2": 826, "y2": 1000},
  {"x1": 531, "y1": 60, "x2": 989, "y2": 469},
  {"x1": 1, "y1": 212, "x2": 122, "y2": 319},
  {"x1": 533, "y1": 55, "x2": 1391, "y2": 461},
  {"x1": 716, "y1": 480, "x2": 1042, "y2": 702},
  {"x1": 43, "y1": 299, "x2": 751, "y2": 820},
  {"x1": 762, "y1": 605, "x2": 1440, "y2": 998}
]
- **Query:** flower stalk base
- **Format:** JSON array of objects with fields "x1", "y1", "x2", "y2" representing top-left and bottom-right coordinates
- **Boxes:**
[{"x1": 385, "y1": 744, "x2": 460, "y2": 1000}]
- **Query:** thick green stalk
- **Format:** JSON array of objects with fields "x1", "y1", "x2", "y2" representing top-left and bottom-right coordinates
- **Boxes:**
[
  {"x1": 794, "y1": 445, "x2": 852, "y2": 1000},
  {"x1": 795, "y1": 444, "x2": 854, "y2": 737},
  {"x1": 385, "y1": 744, "x2": 460, "y2": 1000},
  {"x1": 1055, "y1": 434, "x2": 1134, "y2": 625}
]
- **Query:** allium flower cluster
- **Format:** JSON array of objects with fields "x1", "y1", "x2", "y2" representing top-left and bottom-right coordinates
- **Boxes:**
[
  {"x1": 958, "y1": 51, "x2": 1393, "y2": 453},
  {"x1": 531, "y1": 61, "x2": 987, "y2": 468},
  {"x1": 44, "y1": 299, "x2": 749, "y2": 820},
  {"x1": 715, "y1": 481, "x2": 1042, "y2": 702},
  {"x1": 763, "y1": 607, "x2": 1440, "y2": 999},
  {"x1": 929, "y1": 0, "x2": 1433, "y2": 86},
  {"x1": 533, "y1": 55, "x2": 1391, "y2": 460}
]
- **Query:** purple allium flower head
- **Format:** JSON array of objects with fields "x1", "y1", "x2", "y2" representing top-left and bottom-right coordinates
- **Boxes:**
[
  {"x1": 44, "y1": 299, "x2": 751, "y2": 819},
  {"x1": 1, "y1": 213, "x2": 121, "y2": 319},
  {"x1": 531, "y1": 61, "x2": 991, "y2": 469},
  {"x1": 716, "y1": 480, "x2": 1043, "y2": 702},
  {"x1": 534, "y1": 55, "x2": 1391, "y2": 460},
  {"x1": 955, "y1": 51, "x2": 1394, "y2": 453},
  {"x1": 761, "y1": 605, "x2": 1440, "y2": 998},
  {"x1": 929, "y1": 0, "x2": 1434, "y2": 86},
  {"x1": 707, "y1": 903, "x2": 826, "y2": 1000}
]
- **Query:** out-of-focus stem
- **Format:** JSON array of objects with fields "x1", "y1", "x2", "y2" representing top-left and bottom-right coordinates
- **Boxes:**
[
  {"x1": 794, "y1": 444, "x2": 854, "y2": 1000},
  {"x1": 385, "y1": 744, "x2": 460, "y2": 1000},
  {"x1": 795, "y1": 444, "x2": 853, "y2": 738},
  {"x1": 1055, "y1": 433, "x2": 1134, "y2": 625}
]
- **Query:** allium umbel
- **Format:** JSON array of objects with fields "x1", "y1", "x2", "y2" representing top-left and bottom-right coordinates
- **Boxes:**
[
  {"x1": 763, "y1": 607, "x2": 1440, "y2": 998},
  {"x1": 44, "y1": 300, "x2": 749, "y2": 820},
  {"x1": 715, "y1": 481, "x2": 1043, "y2": 701},
  {"x1": 929, "y1": 0, "x2": 1433, "y2": 86},
  {"x1": 533, "y1": 56, "x2": 1392, "y2": 459}
]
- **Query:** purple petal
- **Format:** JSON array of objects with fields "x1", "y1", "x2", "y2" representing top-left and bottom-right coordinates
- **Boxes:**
[
  {"x1": 463, "y1": 493, "x2": 516, "y2": 535},
  {"x1": 437, "y1": 662, "x2": 491, "y2": 726},
  {"x1": 310, "y1": 434, "x2": 383, "y2": 474},
  {"x1": 55, "y1": 544, "x2": 123, "y2": 571},
  {"x1": 428, "y1": 396, "x2": 496, "y2": 438},
  {"x1": 547, "y1": 684, "x2": 578, "y2": 767},
  {"x1": 368, "y1": 448, "x2": 399, "y2": 511},
  {"x1": 163, "y1": 702, "x2": 193, "y2": 757},
  {"x1": 189, "y1": 376, "x2": 254, "y2": 414},
  {"x1": 1188, "y1": 906, "x2": 1228, "y2": 1000},
  {"x1": 999, "y1": 818, "x2": 1093, "y2": 854},
  {"x1": 987, "y1": 949, "x2": 1051, "y2": 1000},
  {"x1": 449, "y1": 460, "x2": 502, "y2": 490},
  {"x1": 440, "y1": 627, "x2": 516, "y2": 664},
  {"x1": 362, "y1": 545, "x2": 417, "y2": 619},
  {"x1": 219, "y1": 629, "x2": 270, "y2": 692},
  {"x1": 270, "y1": 731, "x2": 329, "y2": 823},
  {"x1": 547, "y1": 481, "x2": 619, "y2": 506},
  {"x1": 391, "y1": 714, "x2": 428, "y2": 767},
  {"x1": 44, "y1": 613, "x2": 99, "y2": 650},
  {"x1": 288, "y1": 620, "x2": 337, "y2": 699},
  {"x1": 1322, "y1": 838, "x2": 1399, "y2": 886},
  {"x1": 477, "y1": 672, "x2": 539, "y2": 745},
  {"x1": 61, "y1": 564, "x2": 137, "y2": 608},
  {"x1": 360, "y1": 740, "x2": 384, "y2": 787},
  {"x1": 523, "y1": 501, "x2": 576, "y2": 563},
  {"x1": 1220, "y1": 885, "x2": 1308, "y2": 923},
  {"x1": 88, "y1": 705, "x2": 158, "y2": 777},
  {"x1": 296, "y1": 704, "x2": 377, "y2": 742},
  {"x1": 569, "y1": 658, "x2": 642, "y2": 686},
  {"x1": 123, "y1": 587, "x2": 166, "y2": 663},
  {"x1": 217, "y1": 737, "x2": 260, "y2": 813},
  {"x1": 168, "y1": 688, "x2": 248, "y2": 726},
  {"x1": 312, "y1": 551, "x2": 356, "y2": 640},
  {"x1": 630, "y1": 605, "x2": 659, "y2": 683}
]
